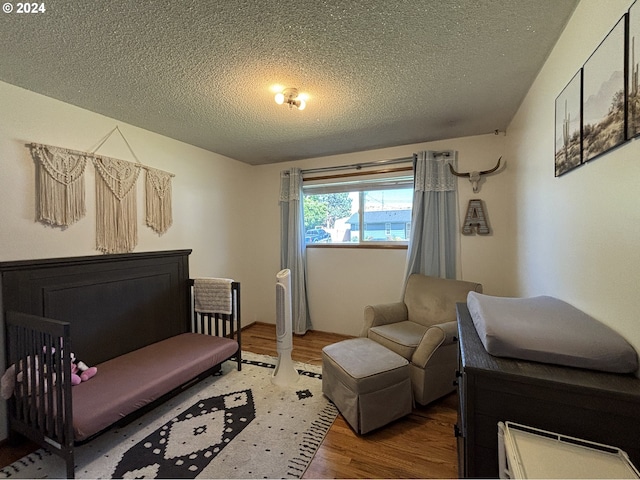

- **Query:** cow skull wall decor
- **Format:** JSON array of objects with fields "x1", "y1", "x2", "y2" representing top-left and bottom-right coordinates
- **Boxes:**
[{"x1": 449, "y1": 157, "x2": 502, "y2": 193}]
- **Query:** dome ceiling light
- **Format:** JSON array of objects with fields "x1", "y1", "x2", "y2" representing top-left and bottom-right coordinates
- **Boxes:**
[{"x1": 274, "y1": 87, "x2": 307, "y2": 111}]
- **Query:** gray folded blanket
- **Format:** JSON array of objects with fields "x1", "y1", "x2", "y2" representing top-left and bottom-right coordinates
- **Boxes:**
[{"x1": 194, "y1": 277, "x2": 233, "y2": 315}]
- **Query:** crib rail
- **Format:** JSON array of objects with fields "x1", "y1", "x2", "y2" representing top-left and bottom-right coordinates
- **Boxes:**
[
  {"x1": 189, "y1": 280, "x2": 242, "y2": 370},
  {"x1": 5, "y1": 311, "x2": 75, "y2": 479}
]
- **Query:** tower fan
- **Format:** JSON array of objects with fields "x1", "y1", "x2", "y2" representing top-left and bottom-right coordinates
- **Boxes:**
[{"x1": 272, "y1": 269, "x2": 299, "y2": 386}]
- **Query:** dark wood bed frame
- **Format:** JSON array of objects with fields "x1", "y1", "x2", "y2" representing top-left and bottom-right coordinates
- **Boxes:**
[{"x1": 0, "y1": 249, "x2": 241, "y2": 478}]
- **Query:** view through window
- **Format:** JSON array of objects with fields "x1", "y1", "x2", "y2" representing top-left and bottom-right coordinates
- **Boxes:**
[{"x1": 303, "y1": 173, "x2": 414, "y2": 245}]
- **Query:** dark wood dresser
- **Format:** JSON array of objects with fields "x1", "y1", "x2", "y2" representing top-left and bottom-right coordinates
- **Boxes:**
[{"x1": 456, "y1": 303, "x2": 640, "y2": 478}]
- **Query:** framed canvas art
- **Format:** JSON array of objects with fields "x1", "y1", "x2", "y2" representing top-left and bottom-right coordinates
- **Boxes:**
[
  {"x1": 582, "y1": 15, "x2": 626, "y2": 162},
  {"x1": 555, "y1": 70, "x2": 582, "y2": 176},
  {"x1": 628, "y1": 1, "x2": 640, "y2": 138}
]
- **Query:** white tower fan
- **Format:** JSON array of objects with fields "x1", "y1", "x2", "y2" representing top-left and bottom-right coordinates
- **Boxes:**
[{"x1": 272, "y1": 269, "x2": 299, "y2": 386}]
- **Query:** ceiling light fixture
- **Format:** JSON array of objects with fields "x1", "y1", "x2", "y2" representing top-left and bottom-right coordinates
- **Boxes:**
[{"x1": 274, "y1": 87, "x2": 306, "y2": 110}]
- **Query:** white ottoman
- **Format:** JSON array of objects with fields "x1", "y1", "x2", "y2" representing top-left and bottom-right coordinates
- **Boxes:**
[{"x1": 322, "y1": 337, "x2": 413, "y2": 434}]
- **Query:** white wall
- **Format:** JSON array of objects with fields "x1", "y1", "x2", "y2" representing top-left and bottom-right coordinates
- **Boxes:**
[
  {"x1": 505, "y1": 0, "x2": 640, "y2": 360},
  {"x1": 0, "y1": 82, "x2": 256, "y2": 271},
  {"x1": 250, "y1": 133, "x2": 510, "y2": 336},
  {"x1": 0, "y1": 81, "x2": 256, "y2": 439}
]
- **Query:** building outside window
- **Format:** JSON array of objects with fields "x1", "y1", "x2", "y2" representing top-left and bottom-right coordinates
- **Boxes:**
[{"x1": 302, "y1": 171, "x2": 413, "y2": 246}]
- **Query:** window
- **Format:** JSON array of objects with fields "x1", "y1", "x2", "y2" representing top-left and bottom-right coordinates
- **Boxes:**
[{"x1": 302, "y1": 172, "x2": 414, "y2": 245}]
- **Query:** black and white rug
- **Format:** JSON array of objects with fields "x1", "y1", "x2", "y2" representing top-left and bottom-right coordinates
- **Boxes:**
[{"x1": 0, "y1": 352, "x2": 338, "y2": 479}]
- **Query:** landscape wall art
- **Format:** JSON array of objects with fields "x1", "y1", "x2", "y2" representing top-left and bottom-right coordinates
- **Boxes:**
[
  {"x1": 628, "y1": 0, "x2": 640, "y2": 138},
  {"x1": 582, "y1": 16, "x2": 625, "y2": 163},
  {"x1": 555, "y1": 70, "x2": 582, "y2": 177}
]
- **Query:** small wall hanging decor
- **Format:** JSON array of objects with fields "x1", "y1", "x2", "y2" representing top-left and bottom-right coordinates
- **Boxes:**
[
  {"x1": 462, "y1": 199, "x2": 490, "y2": 235},
  {"x1": 145, "y1": 167, "x2": 174, "y2": 234},
  {"x1": 30, "y1": 143, "x2": 89, "y2": 227},
  {"x1": 448, "y1": 157, "x2": 502, "y2": 193},
  {"x1": 93, "y1": 155, "x2": 141, "y2": 253}
]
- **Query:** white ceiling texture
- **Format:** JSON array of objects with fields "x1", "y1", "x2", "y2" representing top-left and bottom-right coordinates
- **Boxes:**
[{"x1": 0, "y1": 1, "x2": 578, "y2": 165}]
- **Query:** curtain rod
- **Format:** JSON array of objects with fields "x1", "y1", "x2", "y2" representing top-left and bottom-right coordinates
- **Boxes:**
[
  {"x1": 300, "y1": 155, "x2": 414, "y2": 175},
  {"x1": 299, "y1": 151, "x2": 451, "y2": 175}
]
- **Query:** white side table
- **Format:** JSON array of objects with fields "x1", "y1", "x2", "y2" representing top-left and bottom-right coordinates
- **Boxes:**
[{"x1": 498, "y1": 421, "x2": 640, "y2": 479}]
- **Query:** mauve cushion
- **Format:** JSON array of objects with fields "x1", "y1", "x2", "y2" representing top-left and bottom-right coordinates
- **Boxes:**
[{"x1": 72, "y1": 333, "x2": 238, "y2": 441}]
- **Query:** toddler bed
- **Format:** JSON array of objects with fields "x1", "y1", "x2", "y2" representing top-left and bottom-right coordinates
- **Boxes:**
[{"x1": 0, "y1": 250, "x2": 241, "y2": 478}]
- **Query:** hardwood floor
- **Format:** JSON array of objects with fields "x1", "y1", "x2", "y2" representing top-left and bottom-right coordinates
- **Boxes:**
[
  {"x1": 244, "y1": 322, "x2": 459, "y2": 479},
  {"x1": 0, "y1": 437, "x2": 37, "y2": 471},
  {"x1": 0, "y1": 322, "x2": 459, "y2": 478}
]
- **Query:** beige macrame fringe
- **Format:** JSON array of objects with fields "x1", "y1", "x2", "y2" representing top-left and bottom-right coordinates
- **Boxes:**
[
  {"x1": 145, "y1": 167, "x2": 173, "y2": 234},
  {"x1": 31, "y1": 144, "x2": 88, "y2": 227},
  {"x1": 93, "y1": 156, "x2": 140, "y2": 254}
]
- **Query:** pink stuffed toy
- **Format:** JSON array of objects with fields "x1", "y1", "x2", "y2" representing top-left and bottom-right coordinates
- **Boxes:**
[{"x1": 70, "y1": 352, "x2": 97, "y2": 386}]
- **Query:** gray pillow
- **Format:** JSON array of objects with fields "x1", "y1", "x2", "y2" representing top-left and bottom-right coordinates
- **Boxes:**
[{"x1": 467, "y1": 292, "x2": 638, "y2": 374}]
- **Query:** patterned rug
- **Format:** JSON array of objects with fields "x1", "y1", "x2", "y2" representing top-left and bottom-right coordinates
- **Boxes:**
[{"x1": 0, "y1": 352, "x2": 338, "y2": 479}]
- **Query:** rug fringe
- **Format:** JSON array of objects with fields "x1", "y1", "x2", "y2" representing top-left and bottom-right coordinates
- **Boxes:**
[{"x1": 288, "y1": 402, "x2": 339, "y2": 478}]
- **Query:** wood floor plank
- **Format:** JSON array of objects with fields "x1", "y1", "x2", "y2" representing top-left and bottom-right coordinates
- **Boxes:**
[
  {"x1": 0, "y1": 322, "x2": 459, "y2": 478},
  {"x1": 241, "y1": 322, "x2": 459, "y2": 479}
]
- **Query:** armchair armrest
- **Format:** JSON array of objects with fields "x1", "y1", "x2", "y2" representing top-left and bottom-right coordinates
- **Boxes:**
[
  {"x1": 411, "y1": 320, "x2": 458, "y2": 368},
  {"x1": 360, "y1": 302, "x2": 408, "y2": 337}
]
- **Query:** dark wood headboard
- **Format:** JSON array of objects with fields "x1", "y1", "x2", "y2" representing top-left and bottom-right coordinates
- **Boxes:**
[{"x1": 1, "y1": 250, "x2": 192, "y2": 366}]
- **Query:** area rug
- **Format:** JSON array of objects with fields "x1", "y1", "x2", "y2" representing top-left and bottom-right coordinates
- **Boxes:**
[{"x1": 0, "y1": 352, "x2": 338, "y2": 479}]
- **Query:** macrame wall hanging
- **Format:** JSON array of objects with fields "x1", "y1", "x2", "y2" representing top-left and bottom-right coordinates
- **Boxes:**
[
  {"x1": 28, "y1": 126, "x2": 175, "y2": 254},
  {"x1": 145, "y1": 167, "x2": 174, "y2": 234},
  {"x1": 30, "y1": 143, "x2": 89, "y2": 228},
  {"x1": 90, "y1": 128, "x2": 144, "y2": 254},
  {"x1": 93, "y1": 154, "x2": 141, "y2": 253}
]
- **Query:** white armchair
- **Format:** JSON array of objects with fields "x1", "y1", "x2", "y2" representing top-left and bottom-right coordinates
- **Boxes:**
[{"x1": 361, "y1": 274, "x2": 482, "y2": 405}]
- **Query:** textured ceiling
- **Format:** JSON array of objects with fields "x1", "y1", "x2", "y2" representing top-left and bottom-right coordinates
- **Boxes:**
[{"x1": 0, "y1": 1, "x2": 578, "y2": 165}]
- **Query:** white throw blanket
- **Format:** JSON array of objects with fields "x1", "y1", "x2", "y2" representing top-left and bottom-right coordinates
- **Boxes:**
[{"x1": 193, "y1": 277, "x2": 233, "y2": 315}]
